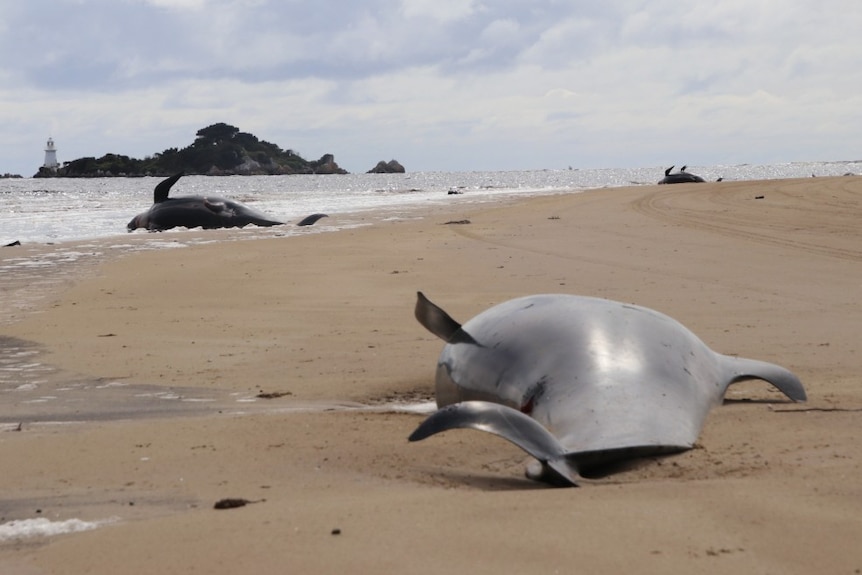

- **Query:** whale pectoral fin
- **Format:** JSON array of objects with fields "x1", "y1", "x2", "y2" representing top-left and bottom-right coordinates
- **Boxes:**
[
  {"x1": 724, "y1": 357, "x2": 807, "y2": 402},
  {"x1": 408, "y1": 401, "x2": 582, "y2": 486},
  {"x1": 153, "y1": 172, "x2": 184, "y2": 203},
  {"x1": 203, "y1": 199, "x2": 227, "y2": 214}
]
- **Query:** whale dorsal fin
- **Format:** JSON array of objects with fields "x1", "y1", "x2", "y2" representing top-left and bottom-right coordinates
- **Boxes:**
[
  {"x1": 415, "y1": 292, "x2": 462, "y2": 341},
  {"x1": 153, "y1": 173, "x2": 184, "y2": 203},
  {"x1": 415, "y1": 292, "x2": 478, "y2": 345}
]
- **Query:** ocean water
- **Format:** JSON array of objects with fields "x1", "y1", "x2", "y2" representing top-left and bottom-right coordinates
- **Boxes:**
[
  {"x1": 1, "y1": 161, "x2": 859, "y2": 246},
  {"x1": 0, "y1": 517, "x2": 116, "y2": 542}
]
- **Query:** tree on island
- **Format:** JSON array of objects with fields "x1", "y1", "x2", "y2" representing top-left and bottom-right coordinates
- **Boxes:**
[{"x1": 35, "y1": 123, "x2": 348, "y2": 177}]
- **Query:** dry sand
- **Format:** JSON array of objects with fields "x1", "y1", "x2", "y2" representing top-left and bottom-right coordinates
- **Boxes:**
[{"x1": 1, "y1": 177, "x2": 860, "y2": 574}]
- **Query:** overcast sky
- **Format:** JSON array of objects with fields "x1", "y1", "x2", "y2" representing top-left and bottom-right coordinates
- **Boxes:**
[{"x1": 2, "y1": 0, "x2": 860, "y2": 176}]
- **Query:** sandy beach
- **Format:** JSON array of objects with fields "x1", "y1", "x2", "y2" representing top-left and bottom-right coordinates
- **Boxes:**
[{"x1": 1, "y1": 177, "x2": 860, "y2": 574}]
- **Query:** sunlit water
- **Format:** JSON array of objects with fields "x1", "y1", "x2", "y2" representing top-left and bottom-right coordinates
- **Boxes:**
[{"x1": 2, "y1": 161, "x2": 859, "y2": 245}]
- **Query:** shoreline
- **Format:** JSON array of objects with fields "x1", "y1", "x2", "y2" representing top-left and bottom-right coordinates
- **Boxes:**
[
  {"x1": 0, "y1": 186, "x2": 576, "y2": 325},
  {"x1": 2, "y1": 177, "x2": 860, "y2": 574},
  {"x1": 5, "y1": 163, "x2": 861, "y2": 246}
]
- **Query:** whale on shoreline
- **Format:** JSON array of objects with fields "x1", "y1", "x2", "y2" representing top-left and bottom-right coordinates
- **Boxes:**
[
  {"x1": 409, "y1": 292, "x2": 805, "y2": 486},
  {"x1": 658, "y1": 165, "x2": 706, "y2": 184},
  {"x1": 127, "y1": 173, "x2": 285, "y2": 232}
]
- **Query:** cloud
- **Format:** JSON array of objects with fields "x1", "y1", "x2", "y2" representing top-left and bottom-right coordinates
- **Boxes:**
[
  {"x1": 140, "y1": 0, "x2": 208, "y2": 9},
  {"x1": 1, "y1": 0, "x2": 861, "y2": 176},
  {"x1": 400, "y1": 0, "x2": 481, "y2": 23}
]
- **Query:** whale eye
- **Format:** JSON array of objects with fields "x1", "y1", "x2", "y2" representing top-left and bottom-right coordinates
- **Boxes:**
[{"x1": 521, "y1": 395, "x2": 535, "y2": 415}]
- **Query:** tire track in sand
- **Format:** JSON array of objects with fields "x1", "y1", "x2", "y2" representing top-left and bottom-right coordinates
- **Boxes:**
[{"x1": 630, "y1": 178, "x2": 862, "y2": 263}]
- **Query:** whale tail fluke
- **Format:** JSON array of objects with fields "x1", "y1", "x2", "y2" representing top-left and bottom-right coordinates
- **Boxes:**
[
  {"x1": 409, "y1": 400, "x2": 583, "y2": 486},
  {"x1": 722, "y1": 356, "x2": 807, "y2": 402},
  {"x1": 297, "y1": 213, "x2": 329, "y2": 226}
]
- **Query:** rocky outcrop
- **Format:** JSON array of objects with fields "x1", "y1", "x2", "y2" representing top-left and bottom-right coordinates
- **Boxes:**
[
  {"x1": 367, "y1": 160, "x2": 405, "y2": 174},
  {"x1": 311, "y1": 154, "x2": 348, "y2": 175}
]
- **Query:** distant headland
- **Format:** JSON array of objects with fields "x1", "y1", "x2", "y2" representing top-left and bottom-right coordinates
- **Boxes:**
[{"x1": 33, "y1": 123, "x2": 405, "y2": 178}]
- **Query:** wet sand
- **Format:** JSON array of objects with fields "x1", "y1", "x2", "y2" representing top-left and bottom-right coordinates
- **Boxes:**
[{"x1": 1, "y1": 177, "x2": 860, "y2": 574}]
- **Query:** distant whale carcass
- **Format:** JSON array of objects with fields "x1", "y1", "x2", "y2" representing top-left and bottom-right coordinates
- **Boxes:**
[
  {"x1": 409, "y1": 292, "x2": 805, "y2": 486},
  {"x1": 127, "y1": 173, "x2": 285, "y2": 232},
  {"x1": 658, "y1": 165, "x2": 706, "y2": 184}
]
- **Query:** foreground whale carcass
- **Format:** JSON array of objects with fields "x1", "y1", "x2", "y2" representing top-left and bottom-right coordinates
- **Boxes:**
[
  {"x1": 127, "y1": 173, "x2": 285, "y2": 231},
  {"x1": 409, "y1": 292, "x2": 806, "y2": 486}
]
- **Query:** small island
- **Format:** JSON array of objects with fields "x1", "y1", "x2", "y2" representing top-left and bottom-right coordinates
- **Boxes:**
[
  {"x1": 34, "y1": 123, "x2": 351, "y2": 178},
  {"x1": 367, "y1": 160, "x2": 405, "y2": 174}
]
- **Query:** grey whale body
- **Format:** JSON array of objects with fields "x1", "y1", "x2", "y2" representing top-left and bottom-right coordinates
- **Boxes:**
[
  {"x1": 127, "y1": 173, "x2": 284, "y2": 232},
  {"x1": 409, "y1": 292, "x2": 806, "y2": 486}
]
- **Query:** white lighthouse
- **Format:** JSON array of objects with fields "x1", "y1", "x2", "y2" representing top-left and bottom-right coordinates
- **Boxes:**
[{"x1": 43, "y1": 137, "x2": 59, "y2": 171}]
